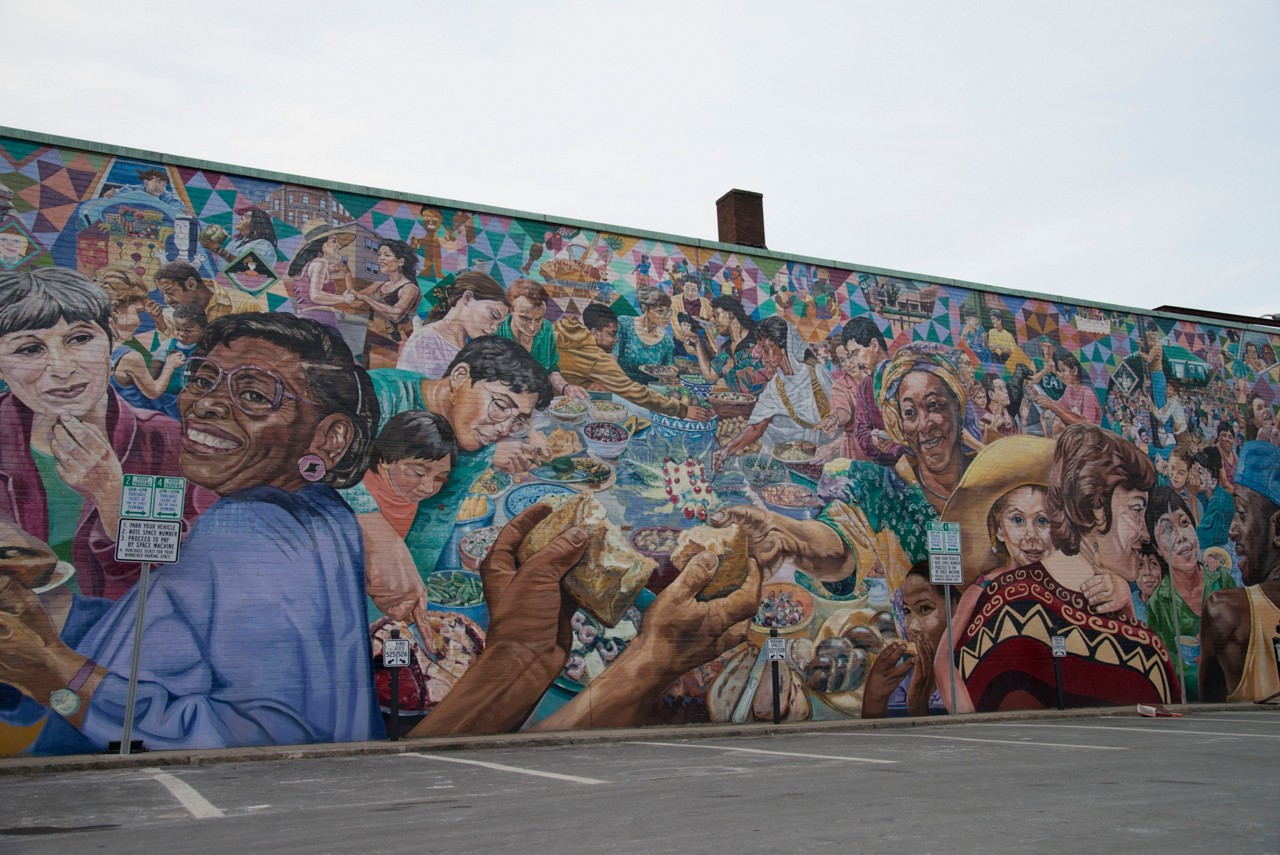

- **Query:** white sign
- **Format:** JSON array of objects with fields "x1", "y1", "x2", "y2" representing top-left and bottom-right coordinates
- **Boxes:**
[
  {"x1": 1052, "y1": 636, "x2": 1068, "y2": 658},
  {"x1": 765, "y1": 636, "x2": 787, "y2": 662},
  {"x1": 383, "y1": 638, "x2": 411, "y2": 667},
  {"x1": 929, "y1": 553, "x2": 963, "y2": 586},
  {"x1": 120, "y1": 474, "x2": 187, "y2": 521},
  {"x1": 926, "y1": 521, "x2": 961, "y2": 555},
  {"x1": 115, "y1": 519, "x2": 182, "y2": 564}
]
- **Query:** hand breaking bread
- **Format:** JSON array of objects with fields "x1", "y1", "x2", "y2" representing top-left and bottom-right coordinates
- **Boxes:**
[
  {"x1": 0, "y1": 519, "x2": 58, "y2": 590},
  {"x1": 670, "y1": 523, "x2": 749, "y2": 601},
  {"x1": 517, "y1": 493, "x2": 656, "y2": 626}
]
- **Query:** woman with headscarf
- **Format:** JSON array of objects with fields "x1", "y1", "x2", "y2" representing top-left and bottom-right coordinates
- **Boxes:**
[
  {"x1": 713, "y1": 317, "x2": 832, "y2": 462},
  {"x1": 938, "y1": 425, "x2": 1179, "y2": 713},
  {"x1": 710, "y1": 343, "x2": 974, "y2": 603}
]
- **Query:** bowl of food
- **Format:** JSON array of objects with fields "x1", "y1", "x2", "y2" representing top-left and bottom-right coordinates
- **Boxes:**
[
  {"x1": 589, "y1": 399, "x2": 629, "y2": 425},
  {"x1": 630, "y1": 526, "x2": 683, "y2": 593},
  {"x1": 426, "y1": 569, "x2": 489, "y2": 627},
  {"x1": 548, "y1": 396, "x2": 589, "y2": 426},
  {"x1": 640, "y1": 363, "x2": 679, "y2": 383},
  {"x1": 649, "y1": 410, "x2": 719, "y2": 458},
  {"x1": 438, "y1": 494, "x2": 495, "y2": 571},
  {"x1": 458, "y1": 525, "x2": 501, "y2": 571},
  {"x1": 772, "y1": 440, "x2": 817, "y2": 465},
  {"x1": 679, "y1": 374, "x2": 714, "y2": 400},
  {"x1": 706, "y1": 389, "x2": 758, "y2": 419},
  {"x1": 583, "y1": 421, "x2": 629, "y2": 459},
  {"x1": 750, "y1": 582, "x2": 816, "y2": 639},
  {"x1": 759, "y1": 482, "x2": 823, "y2": 520}
]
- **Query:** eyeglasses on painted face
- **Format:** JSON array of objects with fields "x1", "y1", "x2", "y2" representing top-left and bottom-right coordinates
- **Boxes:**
[
  {"x1": 181, "y1": 357, "x2": 320, "y2": 417},
  {"x1": 486, "y1": 392, "x2": 532, "y2": 434}
]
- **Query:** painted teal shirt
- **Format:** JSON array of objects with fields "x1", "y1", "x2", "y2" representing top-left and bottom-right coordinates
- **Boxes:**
[
  {"x1": 493, "y1": 316, "x2": 559, "y2": 373},
  {"x1": 615, "y1": 315, "x2": 674, "y2": 384},
  {"x1": 339, "y1": 369, "x2": 494, "y2": 580}
]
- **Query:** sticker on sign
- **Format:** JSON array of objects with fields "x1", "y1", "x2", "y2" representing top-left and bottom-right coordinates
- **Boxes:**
[
  {"x1": 115, "y1": 519, "x2": 183, "y2": 564},
  {"x1": 383, "y1": 638, "x2": 411, "y2": 667}
]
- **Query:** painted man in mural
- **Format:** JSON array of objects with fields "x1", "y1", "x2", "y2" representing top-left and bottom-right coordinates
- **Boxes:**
[
  {"x1": 151, "y1": 261, "x2": 261, "y2": 337},
  {"x1": 0, "y1": 311, "x2": 383, "y2": 754},
  {"x1": 1200, "y1": 441, "x2": 1280, "y2": 702}
]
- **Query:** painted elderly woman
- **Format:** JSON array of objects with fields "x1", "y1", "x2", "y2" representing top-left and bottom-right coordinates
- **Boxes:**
[
  {"x1": 0, "y1": 268, "x2": 213, "y2": 601},
  {"x1": 0, "y1": 313, "x2": 385, "y2": 754},
  {"x1": 939, "y1": 425, "x2": 1178, "y2": 713},
  {"x1": 712, "y1": 343, "x2": 974, "y2": 602}
]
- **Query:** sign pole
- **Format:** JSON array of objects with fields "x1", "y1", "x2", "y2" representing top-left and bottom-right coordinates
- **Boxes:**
[
  {"x1": 119, "y1": 561, "x2": 151, "y2": 756},
  {"x1": 944, "y1": 586, "x2": 957, "y2": 716},
  {"x1": 770, "y1": 628, "x2": 781, "y2": 725},
  {"x1": 389, "y1": 628, "x2": 401, "y2": 742}
]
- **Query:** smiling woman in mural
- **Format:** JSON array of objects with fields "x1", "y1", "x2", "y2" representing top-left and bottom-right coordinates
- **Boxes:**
[
  {"x1": 201, "y1": 207, "x2": 280, "y2": 270},
  {"x1": 0, "y1": 268, "x2": 213, "y2": 601},
  {"x1": 0, "y1": 312, "x2": 383, "y2": 753},
  {"x1": 397, "y1": 271, "x2": 509, "y2": 379},
  {"x1": 941, "y1": 425, "x2": 1178, "y2": 712},
  {"x1": 348, "y1": 239, "x2": 421, "y2": 369},
  {"x1": 1244, "y1": 393, "x2": 1280, "y2": 446}
]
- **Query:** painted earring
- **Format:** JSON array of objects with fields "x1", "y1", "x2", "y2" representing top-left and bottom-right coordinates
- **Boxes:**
[{"x1": 298, "y1": 454, "x2": 326, "y2": 482}]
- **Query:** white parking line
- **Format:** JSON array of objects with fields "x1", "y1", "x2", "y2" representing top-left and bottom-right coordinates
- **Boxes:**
[
  {"x1": 143, "y1": 768, "x2": 224, "y2": 819},
  {"x1": 831, "y1": 732, "x2": 1127, "y2": 750},
  {"x1": 987, "y1": 723, "x2": 1280, "y2": 739},
  {"x1": 1150, "y1": 716, "x2": 1280, "y2": 725},
  {"x1": 400, "y1": 752, "x2": 608, "y2": 785},
  {"x1": 631, "y1": 741, "x2": 897, "y2": 765}
]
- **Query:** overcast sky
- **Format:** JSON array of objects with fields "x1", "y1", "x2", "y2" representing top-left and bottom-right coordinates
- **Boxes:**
[{"x1": 4, "y1": 1, "x2": 1277, "y2": 316}]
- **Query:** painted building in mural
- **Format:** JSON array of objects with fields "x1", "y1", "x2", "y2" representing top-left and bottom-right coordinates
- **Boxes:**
[{"x1": 1, "y1": 127, "x2": 1278, "y2": 758}]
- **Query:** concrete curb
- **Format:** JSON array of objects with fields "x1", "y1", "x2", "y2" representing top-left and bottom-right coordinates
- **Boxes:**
[{"x1": 1, "y1": 702, "x2": 1271, "y2": 777}]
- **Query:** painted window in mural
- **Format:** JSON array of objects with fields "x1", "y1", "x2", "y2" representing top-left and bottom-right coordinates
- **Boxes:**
[{"x1": 1, "y1": 132, "x2": 1279, "y2": 758}]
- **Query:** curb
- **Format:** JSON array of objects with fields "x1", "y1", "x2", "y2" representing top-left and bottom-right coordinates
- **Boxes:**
[{"x1": 0, "y1": 702, "x2": 1270, "y2": 777}]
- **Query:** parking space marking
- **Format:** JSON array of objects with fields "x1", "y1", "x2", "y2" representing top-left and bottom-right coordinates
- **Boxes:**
[
  {"x1": 143, "y1": 768, "x2": 224, "y2": 819},
  {"x1": 988, "y1": 723, "x2": 1280, "y2": 739},
  {"x1": 400, "y1": 752, "x2": 608, "y2": 784},
  {"x1": 1153, "y1": 716, "x2": 1280, "y2": 725},
  {"x1": 631, "y1": 741, "x2": 897, "y2": 765},
  {"x1": 831, "y1": 732, "x2": 1128, "y2": 750}
]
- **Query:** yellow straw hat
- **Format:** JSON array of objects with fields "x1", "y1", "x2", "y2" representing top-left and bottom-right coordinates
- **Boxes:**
[{"x1": 939, "y1": 435, "x2": 1055, "y2": 587}]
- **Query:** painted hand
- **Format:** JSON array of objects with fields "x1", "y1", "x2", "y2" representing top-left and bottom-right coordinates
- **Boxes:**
[
  {"x1": 1080, "y1": 569, "x2": 1133, "y2": 615},
  {"x1": 50, "y1": 414, "x2": 123, "y2": 533}
]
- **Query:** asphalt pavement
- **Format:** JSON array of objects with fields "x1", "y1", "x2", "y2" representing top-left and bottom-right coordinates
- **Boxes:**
[{"x1": 1, "y1": 706, "x2": 1277, "y2": 853}]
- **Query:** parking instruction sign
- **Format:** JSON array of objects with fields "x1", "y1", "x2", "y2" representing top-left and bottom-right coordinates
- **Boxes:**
[
  {"x1": 120, "y1": 474, "x2": 186, "y2": 521},
  {"x1": 115, "y1": 519, "x2": 183, "y2": 563},
  {"x1": 927, "y1": 521, "x2": 963, "y2": 586},
  {"x1": 765, "y1": 636, "x2": 787, "y2": 662}
]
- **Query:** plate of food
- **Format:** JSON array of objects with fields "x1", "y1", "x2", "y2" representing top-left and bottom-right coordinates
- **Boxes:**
[
  {"x1": 759, "y1": 482, "x2": 823, "y2": 520},
  {"x1": 503, "y1": 482, "x2": 580, "y2": 518},
  {"x1": 544, "y1": 427, "x2": 584, "y2": 459},
  {"x1": 771, "y1": 439, "x2": 817, "y2": 465},
  {"x1": 548, "y1": 396, "x2": 589, "y2": 426},
  {"x1": 575, "y1": 457, "x2": 615, "y2": 489},
  {"x1": 750, "y1": 582, "x2": 816, "y2": 638}
]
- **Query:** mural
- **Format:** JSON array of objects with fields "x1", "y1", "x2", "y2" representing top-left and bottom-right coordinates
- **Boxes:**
[{"x1": 1, "y1": 130, "x2": 1279, "y2": 757}]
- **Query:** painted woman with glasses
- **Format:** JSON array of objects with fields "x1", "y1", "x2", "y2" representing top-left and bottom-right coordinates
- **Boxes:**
[
  {"x1": 614, "y1": 286, "x2": 686, "y2": 384},
  {"x1": 0, "y1": 312, "x2": 385, "y2": 753},
  {"x1": 342, "y1": 335, "x2": 553, "y2": 588}
]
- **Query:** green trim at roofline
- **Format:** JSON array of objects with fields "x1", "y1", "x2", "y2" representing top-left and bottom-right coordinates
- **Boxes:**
[{"x1": 1, "y1": 124, "x2": 1273, "y2": 338}]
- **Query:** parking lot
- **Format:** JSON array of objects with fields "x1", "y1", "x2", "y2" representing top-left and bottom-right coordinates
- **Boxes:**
[{"x1": 1, "y1": 708, "x2": 1278, "y2": 854}]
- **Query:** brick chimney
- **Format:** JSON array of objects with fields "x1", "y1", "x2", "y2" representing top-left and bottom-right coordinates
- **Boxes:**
[{"x1": 716, "y1": 189, "x2": 766, "y2": 249}]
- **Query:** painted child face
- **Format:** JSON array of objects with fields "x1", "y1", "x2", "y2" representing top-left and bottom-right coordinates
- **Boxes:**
[
  {"x1": 994, "y1": 486, "x2": 1053, "y2": 567},
  {"x1": 901, "y1": 574, "x2": 947, "y2": 648},
  {"x1": 384, "y1": 456, "x2": 452, "y2": 502}
]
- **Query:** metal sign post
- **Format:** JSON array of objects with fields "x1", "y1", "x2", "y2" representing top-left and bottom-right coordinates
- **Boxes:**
[
  {"x1": 766, "y1": 630, "x2": 786, "y2": 725},
  {"x1": 383, "y1": 628, "x2": 411, "y2": 742},
  {"x1": 115, "y1": 475, "x2": 186, "y2": 756},
  {"x1": 1051, "y1": 635, "x2": 1068, "y2": 710},
  {"x1": 927, "y1": 521, "x2": 963, "y2": 716}
]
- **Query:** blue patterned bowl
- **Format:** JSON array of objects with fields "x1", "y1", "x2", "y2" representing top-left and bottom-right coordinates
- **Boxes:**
[
  {"x1": 648, "y1": 410, "x2": 719, "y2": 458},
  {"x1": 503, "y1": 482, "x2": 579, "y2": 518}
]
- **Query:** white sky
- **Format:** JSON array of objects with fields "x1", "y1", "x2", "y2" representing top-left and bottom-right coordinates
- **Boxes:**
[{"x1": 3, "y1": 1, "x2": 1277, "y2": 316}]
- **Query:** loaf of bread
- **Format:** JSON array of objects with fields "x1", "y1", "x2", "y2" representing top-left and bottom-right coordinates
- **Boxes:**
[
  {"x1": 0, "y1": 519, "x2": 58, "y2": 590},
  {"x1": 517, "y1": 493, "x2": 655, "y2": 626},
  {"x1": 670, "y1": 523, "x2": 749, "y2": 601}
]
